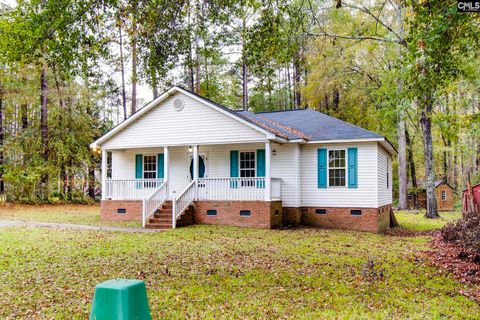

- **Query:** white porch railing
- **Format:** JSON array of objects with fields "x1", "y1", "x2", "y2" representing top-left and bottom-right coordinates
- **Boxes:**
[
  {"x1": 172, "y1": 180, "x2": 196, "y2": 228},
  {"x1": 142, "y1": 181, "x2": 168, "y2": 228},
  {"x1": 197, "y1": 177, "x2": 279, "y2": 201},
  {"x1": 104, "y1": 179, "x2": 164, "y2": 200}
]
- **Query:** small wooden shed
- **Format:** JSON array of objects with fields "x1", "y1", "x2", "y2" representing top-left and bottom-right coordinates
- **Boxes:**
[
  {"x1": 408, "y1": 180, "x2": 454, "y2": 211},
  {"x1": 462, "y1": 183, "x2": 480, "y2": 214}
]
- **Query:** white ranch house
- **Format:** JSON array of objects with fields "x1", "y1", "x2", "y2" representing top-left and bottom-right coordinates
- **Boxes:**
[{"x1": 91, "y1": 86, "x2": 395, "y2": 232}]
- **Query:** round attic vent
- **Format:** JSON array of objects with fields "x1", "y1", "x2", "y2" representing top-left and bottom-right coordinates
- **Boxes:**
[{"x1": 173, "y1": 98, "x2": 184, "y2": 111}]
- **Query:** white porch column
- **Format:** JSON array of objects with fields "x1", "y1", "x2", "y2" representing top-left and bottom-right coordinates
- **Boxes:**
[
  {"x1": 193, "y1": 145, "x2": 199, "y2": 180},
  {"x1": 265, "y1": 141, "x2": 271, "y2": 201},
  {"x1": 101, "y1": 149, "x2": 107, "y2": 200},
  {"x1": 193, "y1": 145, "x2": 199, "y2": 200},
  {"x1": 294, "y1": 143, "x2": 301, "y2": 207},
  {"x1": 163, "y1": 146, "x2": 169, "y2": 193}
]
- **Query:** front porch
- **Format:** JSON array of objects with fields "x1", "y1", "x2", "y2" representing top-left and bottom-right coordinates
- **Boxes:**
[{"x1": 100, "y1": 143, "x2": 282, "y2": 229}]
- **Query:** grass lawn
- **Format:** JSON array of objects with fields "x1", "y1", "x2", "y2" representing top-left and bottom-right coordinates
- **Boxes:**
[
  {"x1": 395, "y1": 210, "x2": 461, "y2": 232},
  {"x1": 0, "y1": 206, "x2": 478, "y2": 319},
  {"x1": 0, "y1": 204, "x2": 141, "y2": 228}
]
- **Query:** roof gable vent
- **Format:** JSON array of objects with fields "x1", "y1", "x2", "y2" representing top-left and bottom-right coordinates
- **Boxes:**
[{"x1": 173, "y1": 98, "x2": 184, "y2": 111}]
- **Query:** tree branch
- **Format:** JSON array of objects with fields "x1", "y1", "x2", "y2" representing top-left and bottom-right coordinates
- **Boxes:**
[{"x1": 341, "y1": 1, "x2": 407, "y2": 47}]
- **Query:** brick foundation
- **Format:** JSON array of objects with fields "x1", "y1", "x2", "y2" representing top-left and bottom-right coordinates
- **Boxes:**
[
  {"x1": 101, "y1": 200, "x2": 143, "y2": 221},
  {"x1": 194, "y1": 200, "x2": 283, "y2": 229},
  {"x1": 283, "y1": 207, "x2": 302, "y2": 226},
  {"x1": 101, "y1": 199, "x2": 391, "y2": 233},
  {"x1": 301, "y1": 204, "x2": 391, "y2": 233}
]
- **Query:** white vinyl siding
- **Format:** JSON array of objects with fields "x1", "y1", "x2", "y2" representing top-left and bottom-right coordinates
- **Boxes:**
[
  {"x1": 300, "y1": 142, "x2": 378, "y2": 208},
  {"x1": 377, "y1": 144, "x2": 393, "y2": 206},
  {"x1": 110, "y1": 142, "x2": 387, "y2": 208},
  {"x1": 103, "y1": 92, "x2": 267, "y2": 149},
  {"x1": 110, "y1": 142, "x2": 298, "y2": 206}
]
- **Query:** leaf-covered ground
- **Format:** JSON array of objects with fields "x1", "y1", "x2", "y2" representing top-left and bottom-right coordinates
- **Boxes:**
[
  {"x1": 1, "y1": 211, "x2": 479, "y2": 319},
  {"x1": 0, "y1": 204, "x2": 140, "y2": 228},
  {"x1": 395, "y1": 210, "x2": 461, "y2": 232}
]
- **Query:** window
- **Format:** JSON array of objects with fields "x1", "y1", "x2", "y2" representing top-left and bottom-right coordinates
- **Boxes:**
[
  {"x1": 351, "y1": 210, "x2": 362, "y2": 216},
  {"x1": 316, "y1": 209, "x2": 327, "y2": 215},
  {"x1": 240, "y1": 151, "x2": 255, "y2": 186},
  {"x1": 328, "y1": 150, "x2": 346, "y2": 187},
  {"x1": 117, "y1": 208, "x2": 126, "y2": 214},
  {"x1": 441, "y1": 190, "x2": 446, "y2": 201},
  {"x1": 143, "y1": 155, "x2": 157, "y2": 179}
]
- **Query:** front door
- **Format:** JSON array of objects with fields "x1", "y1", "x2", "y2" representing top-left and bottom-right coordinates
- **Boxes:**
[{"x1": 189, "y1": 155, "x2": 206, "y2": 180}]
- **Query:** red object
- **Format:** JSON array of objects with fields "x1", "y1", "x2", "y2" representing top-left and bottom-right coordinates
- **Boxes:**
[{"x1": 462, "y1": 183, "x2": 480, "y2": 213}]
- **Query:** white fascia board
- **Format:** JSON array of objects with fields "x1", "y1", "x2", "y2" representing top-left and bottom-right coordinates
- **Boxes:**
[
  {"x1": 306, "y1": 138, "x2": 385, "y2": 144},
  {"x1": 306, "y1": 137, "x2": 397, "y2": 156},
  {"x1": 96, "y1": 139, "x2": 274, "y2": 150},
  {"x1": 91, "y1": 86, "x2": 276, "y2": 149}
]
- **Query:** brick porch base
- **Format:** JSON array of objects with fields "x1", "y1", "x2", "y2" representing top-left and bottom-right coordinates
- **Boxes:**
[{"x1": 101, "y1": 200, "x2": 142, "y2": 221}]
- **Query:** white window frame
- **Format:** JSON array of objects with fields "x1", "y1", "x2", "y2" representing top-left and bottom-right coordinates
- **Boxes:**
[
  {"x1": 327, "y1": 148, "x2": 347, "y2": 188},
  {"x1": 143, "y1": 154, "x2": 157, "y2": 180},
  {"x1": 441, "y1": 190, "x2": 446, "y2": 201},
  {"x1": 238, "y1": 151, "x2": 256, "y2": 187}
]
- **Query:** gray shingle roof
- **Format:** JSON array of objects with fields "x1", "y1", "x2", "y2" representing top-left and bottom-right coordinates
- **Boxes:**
[{"x1": 236, "y1": 109, "x2": 384, "y2": 141}]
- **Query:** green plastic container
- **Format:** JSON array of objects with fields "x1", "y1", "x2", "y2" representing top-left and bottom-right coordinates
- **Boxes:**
[{"x1": 89, "y1": 279, "x2": 151, "y2": 320}]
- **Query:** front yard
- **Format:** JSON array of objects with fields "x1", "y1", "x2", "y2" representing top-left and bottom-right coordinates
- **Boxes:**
[
  {"x1": 0, "y1": 206, "x2": 478, "y2": 319},
  {"x1": 0, "y1": 204, "x2": 141, "y2": 228}
]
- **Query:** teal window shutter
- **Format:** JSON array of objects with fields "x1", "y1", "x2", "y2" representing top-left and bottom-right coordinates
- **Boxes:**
[
  {"x1": 317, "y1": 149, "x2": 327, "y2": 188},
  {"x1": 157, "y1": 154, "x2": 164, "y2": 180},
  {"x1": 256, "y1": 149, "x2": 265, "y2": 188},
  {"x1": 348, "y1": 147, "x2": 358, "y2": 188},
  {"x1": 230, "y1": 150, "x2": 239, "y2": 188},
  {"x1": 135, "y1": 154, "x2": 143, "y2": 189}
]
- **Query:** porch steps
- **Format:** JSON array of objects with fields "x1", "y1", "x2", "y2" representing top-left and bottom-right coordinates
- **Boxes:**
[{"x1": 145, "y1": 201, "x2": 195, "y2": 229}]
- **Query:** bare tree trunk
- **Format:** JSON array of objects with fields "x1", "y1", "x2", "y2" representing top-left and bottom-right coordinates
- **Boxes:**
[
  {"x1": 333, "y1": 88, "x2": 339, "y2": 111},
  {"x1": 119, "y1": 25, "x2": 127, "y2": 120},
  {"x1": 151, "y1": 71, "x2": 158, "y2": 99},
  {"x1": 406, "y1": 126, "x2": 417, "y2": 209},
  {"x1": 40, "y1": 59, "x2": 49, "y2": 198},
  {"x1": 131, "y1": 27, "x2": 137, "y2": 115},
  {"x1": 203, "y1": 44, "x2": 209, "y2": 96},
  {"x1": 420, "y1": 103, "x2": 439, "y2": 218},
  {"x1": 242, "y1": 58, "x2": 248, "y2": 111},
  {"x1": 241, "y1": 16, "x2": 248, "y2": 111},
  {"x1": 397, "y1": 111, "x2": 408, "y2": 209},
  {"x1": 396, "y1": 3, "x2": 408, "y2": 210},
  {"x1": 21, "y1": 104, "x2": 28, "y2": 130},
  {"x1": 195, "y1": 50, "x2": 201, "y2": 94},
  {"x1": 293, "y1": 58, "x2": 301, "y2": 108}
]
